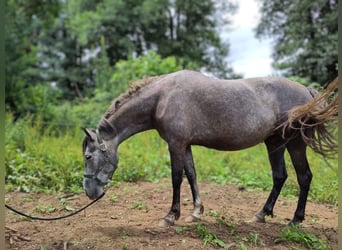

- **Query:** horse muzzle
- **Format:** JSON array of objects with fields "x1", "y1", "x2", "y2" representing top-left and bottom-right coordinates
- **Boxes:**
[{"x1": 83, "y1": 177, "x2": 105, "y2": 200}]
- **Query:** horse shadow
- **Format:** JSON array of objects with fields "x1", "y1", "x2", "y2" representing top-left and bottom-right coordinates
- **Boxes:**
[{"x1": 96, "y1": 219, "x2": 289, "y2": 247}]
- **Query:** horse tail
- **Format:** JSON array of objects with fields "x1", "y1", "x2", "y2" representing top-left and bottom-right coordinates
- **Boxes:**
[{"x1": 280, "y1": 78, "x2": 338, "y2": 157}]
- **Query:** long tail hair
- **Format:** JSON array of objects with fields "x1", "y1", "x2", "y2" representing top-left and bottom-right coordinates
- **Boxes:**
[{"x1": 280, "y1": 78, "x2": 338, "y2": 157}]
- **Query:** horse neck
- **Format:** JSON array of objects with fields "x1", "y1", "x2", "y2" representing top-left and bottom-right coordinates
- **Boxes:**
[{"x1": 106, "y1": 91, "x2": 157, "y2": 145}]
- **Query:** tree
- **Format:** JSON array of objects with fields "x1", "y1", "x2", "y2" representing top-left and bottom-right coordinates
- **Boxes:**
[
  {"x1": 6, "y1": 0, "x2": 239, "y2": 118},
  {"x1": 66, "y1": 0, "x2": 239, "y2": 78},
  {"x1": 256, "y1": 0, "x2": 337, "y2": 84},
  {"x1": 5, "y1": 0, "x2": 61, "y2": 115},
  {"x1": 38, "y1": 14, "x2": 93, "y2": 100}
]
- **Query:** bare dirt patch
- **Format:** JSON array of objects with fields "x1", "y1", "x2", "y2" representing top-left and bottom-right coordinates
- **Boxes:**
[{"x1": 5, "y1": 179, "x2": 338, "y2": 249}]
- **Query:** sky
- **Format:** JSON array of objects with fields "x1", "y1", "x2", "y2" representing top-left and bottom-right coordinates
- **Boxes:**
[{"x1": 223, "y1": 0, "x2": 274, "y2": 78}]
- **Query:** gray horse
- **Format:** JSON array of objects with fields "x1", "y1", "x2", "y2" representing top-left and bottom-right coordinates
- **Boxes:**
[{"x1": 82, "y1": 70, "x2": 337, "y2": 226}]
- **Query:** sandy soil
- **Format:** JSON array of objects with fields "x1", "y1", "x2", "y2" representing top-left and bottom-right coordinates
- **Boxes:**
[{"x1": 5, "y1": 179, "x2": 338, "y2": 249}]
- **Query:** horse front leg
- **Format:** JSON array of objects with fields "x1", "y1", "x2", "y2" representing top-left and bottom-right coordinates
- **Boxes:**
[
  {"x1": 159, "y1": 143, "x2": 185, "y2": 227},
  {"x1": 184, "y1": 146, "x2": 204, "y2": 223}
]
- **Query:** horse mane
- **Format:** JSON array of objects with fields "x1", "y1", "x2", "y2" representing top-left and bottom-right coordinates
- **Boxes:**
[{"x1": 104, "y1": 75, "x2": 163, "y2": 118}]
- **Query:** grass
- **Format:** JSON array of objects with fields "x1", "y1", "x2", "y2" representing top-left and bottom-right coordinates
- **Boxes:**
[
  {"x1": 275, "y1": 225, "x2": 332, "y2": 250},
  {"x1": 59, "y1": 198, "x2": 75, "y2": 211},
  {"x1": 241, "y1": 232, "x2": 265, "y2": 247},
  {"x1": 33, "y1": 204, "x2": 56, "y2": 214},
  {"x1": 5, "y1": 114, "x2": 338, "y2": 205},
  {"x1": 5, "y1": 114, "x2": 84, "y2": 193},
  {"x1": 174, "y1": 211, "x2": 270, "y2": 249},
  {"x1": 130, "y1": 200, "x2": 149, "y2": 212},
  {"x1": 204, "y1": 210, "x2": 332, "y2": 250},
  {"x1": 175, "y1": 226, "x2": 192, "y2": 234},
  {"x1": 195, "y1": 223, "x2": 226, "y2": 248},
  {"x1": 208, "y1": 209, "x2": 237, "y2": 236},
  {"x1": 207, "y1": 210, "x2": 266, "y2": 248}
]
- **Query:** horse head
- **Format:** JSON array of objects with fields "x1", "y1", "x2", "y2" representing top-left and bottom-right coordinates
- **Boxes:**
[{"x1": 82, "y1": 128, "x2": 118, "y2": 200}]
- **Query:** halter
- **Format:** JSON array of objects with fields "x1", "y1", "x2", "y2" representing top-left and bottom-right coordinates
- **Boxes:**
[{"x1": 83, "y1": 128, "x2": 114, "y2": 185}]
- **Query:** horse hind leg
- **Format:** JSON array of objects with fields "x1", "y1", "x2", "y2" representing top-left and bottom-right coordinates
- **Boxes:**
[
  {"x1": 256, "y1": 136, "x2": 287, "y2": 222},
  {"x1": 183, "y1": 146, "x2": 204, "y2": 223},
  {"x1": 286, "y1": 137, "x2": 312, "y2": 224}
]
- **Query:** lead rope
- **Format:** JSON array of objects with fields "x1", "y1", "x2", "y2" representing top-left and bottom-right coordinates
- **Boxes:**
[{"x1": 5, "y1": 192, "x2": 105, "y2": 221}]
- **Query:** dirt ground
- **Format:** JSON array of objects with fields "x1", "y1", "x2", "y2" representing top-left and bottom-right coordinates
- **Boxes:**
[{"x1": 5, "y1": 179, "x2": 338, "y2": 250}]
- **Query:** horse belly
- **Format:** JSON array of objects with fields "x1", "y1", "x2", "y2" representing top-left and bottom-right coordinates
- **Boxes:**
[
  {"x1": 190, "y1": 110, "x2": 277, "y2": 151},
  {"x1": 192, "y1": 127, "x2": 273, "y2": 151},
  {"x1": 193, "y1": 131, "x2": 271, "y2": 151}
]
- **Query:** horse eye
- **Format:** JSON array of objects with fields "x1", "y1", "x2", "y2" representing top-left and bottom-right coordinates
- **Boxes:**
[{"x1": 85, "y1": 154, "x2": 92, "y2": 160}]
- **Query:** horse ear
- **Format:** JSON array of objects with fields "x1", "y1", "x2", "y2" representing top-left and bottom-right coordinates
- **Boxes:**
[{"x1": 83, "y1": 128, "x2": 96, "y2": 141}]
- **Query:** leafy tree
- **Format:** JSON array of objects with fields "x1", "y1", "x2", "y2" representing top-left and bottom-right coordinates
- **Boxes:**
[
  {"x1": 6, "y1": 0, "x2": 239, "y2": 118},
  {"x1": 65, "y1": 0, "x2": 239, "y2": 79},
  {"x1": 256, "y1": 0, "x2": 337, "y2": 84},
  {"x1": 38, "y1": 14, "x2": 93, "y2": 100},
  {"x1": 5, "y1": 0, "x2": 61, "y2": 115},
  {"x1": 163, "y1": 1, "x2": 239, "y2": 78}
]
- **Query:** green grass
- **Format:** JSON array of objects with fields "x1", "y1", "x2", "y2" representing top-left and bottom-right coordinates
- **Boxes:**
[
  {"x1": 241, "y1": 232, "x2": 265, "y2": 247},
  {"x1": 5, "y1": 114, "x2": 338, "y2": 205},
  {"x1": 195, "y1": 223, "x2": 226, "y2": 248},
  {"x1": 175, "y1": 211, "x2": 269, "y2": 249},
  {"x1": 5, "y1": 114, "x2": 84, "y2": 193},
  {"x1": 208, "y1": 209, "x2": 237, "y2": 236},
  {"x1": 275, "y1": 225, "x2": 332, "y2": 249},
  {"x1": 130, "y1": 200, "x2": 149, "y2": 212}
]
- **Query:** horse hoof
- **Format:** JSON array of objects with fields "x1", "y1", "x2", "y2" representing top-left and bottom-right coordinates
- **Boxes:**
[
  {"x1": 254, "y1": 214, "x2": 266, "y2": 223},
  {"x1": 185, "y1": 215, "x2": 201, "y2": 223},
  {"x1": 245, "y1": 215, "x2": 264, "y2": 224},
  {"x1": 158, "y1": 218, "x2": 174, "y2": 227}
]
